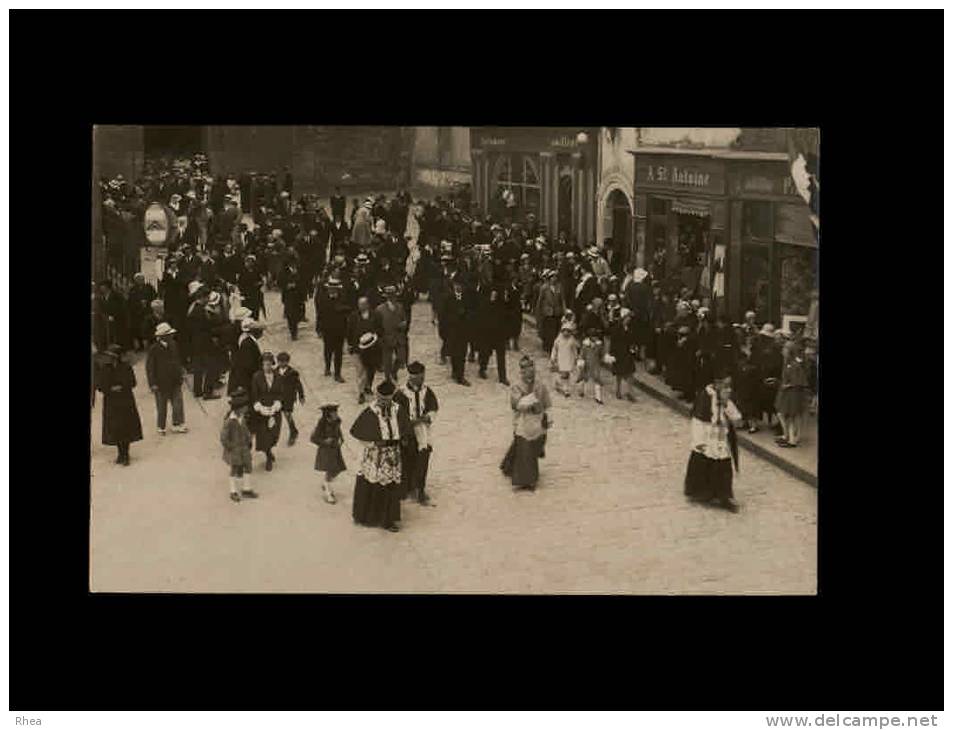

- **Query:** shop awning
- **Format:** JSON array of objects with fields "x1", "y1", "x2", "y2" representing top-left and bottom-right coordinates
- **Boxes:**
[
  {"x1": 671, "y1": 199, "x2": 711, "y2": 217},
  {"x1": 775, "y1": 202, "x2": 818, "y2": 247}
]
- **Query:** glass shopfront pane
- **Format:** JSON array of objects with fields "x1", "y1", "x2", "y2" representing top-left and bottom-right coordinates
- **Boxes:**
[
  {"x1": 741, "y1": 243, "x2": 771, "y2": 323},
  {"x1": 779, "y1": 244, "x2": 817, "y2": 318},
  {"x1": 523, "y1": 185, "x2": 540, "y2": 216},
  {"x1": 743, "y1": 201, "x2": 773, "y2": 240}
]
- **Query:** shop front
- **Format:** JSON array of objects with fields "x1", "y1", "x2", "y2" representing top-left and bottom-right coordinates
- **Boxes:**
[
  {"x1": 630, "y1": 148, "x2": 817, "y2": 326},
  {"x1": 470, "y1": 127, "x2": 598, "y2": 245}
]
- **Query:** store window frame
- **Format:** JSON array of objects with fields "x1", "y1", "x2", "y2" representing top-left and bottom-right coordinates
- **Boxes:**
[{"x1": 494, "y1": 153, "x2": 542, "y2": 220}]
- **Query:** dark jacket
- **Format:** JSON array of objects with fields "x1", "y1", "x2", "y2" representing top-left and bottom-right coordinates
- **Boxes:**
[
  {"x1": 228, "y1": 335, "x2": 262, "y2": 395},
  {"x1": 346, "y1": 309, "x2": 381, "y2": 351},
  {"x1": 145, "y1": 341, "x2": 184, "y2": 392},
  {"x1": 317, "y1": 293, "x2": 351, "y2": 337},
  {"x1": 96, "y1": 361, "x2": 143, "y2": 445}
]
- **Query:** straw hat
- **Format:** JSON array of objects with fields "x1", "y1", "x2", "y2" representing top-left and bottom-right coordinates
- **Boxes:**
[{"x1": 155, "y1": 322, "x2": 177, "y2": 337}]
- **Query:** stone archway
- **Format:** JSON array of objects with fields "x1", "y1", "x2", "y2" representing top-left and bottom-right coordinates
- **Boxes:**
[{"x1": 598, "y1": 179, "x2": 634, "y2": 273}]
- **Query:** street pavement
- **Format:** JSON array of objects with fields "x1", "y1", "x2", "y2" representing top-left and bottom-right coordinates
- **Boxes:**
[{"x1": 90, "y1": 291, "x2": 817, "y2": 594}]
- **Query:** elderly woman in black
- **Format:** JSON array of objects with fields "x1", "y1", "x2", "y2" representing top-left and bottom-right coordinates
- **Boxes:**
[{"x1": 95, "y1": 344, "x2": 143, "y2": 466}]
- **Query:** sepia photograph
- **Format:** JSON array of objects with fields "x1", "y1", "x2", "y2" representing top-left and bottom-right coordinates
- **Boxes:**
[{"x1": 89, "y1": 125, "x2": 819, "y2": 594}]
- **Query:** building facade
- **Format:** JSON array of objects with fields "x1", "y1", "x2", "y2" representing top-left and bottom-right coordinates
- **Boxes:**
[
  {"x1": 411, "y1": 127, "x2": 471, "y2": 192},
  {"x1": 469, "y1": 126, "x2": 599, "y2": 245},
  {"x1": 627, "y1": 127, "x2": 818, "y2": 326}
]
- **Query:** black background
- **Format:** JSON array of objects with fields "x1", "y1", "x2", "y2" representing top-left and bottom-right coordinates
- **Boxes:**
[{"x1": 9, "y1": 9, "x2": 944, "y2": 710}]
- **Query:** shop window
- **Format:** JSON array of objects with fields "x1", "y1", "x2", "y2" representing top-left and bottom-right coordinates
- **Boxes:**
[
  {"x1": 495, "y1": 154, "x2": 542, "y2": 220},
  {"x1": 649, "y1": 197, "x2": 668, "y2": 217},
  {"x1": 741, "y1": 244, "x2": 772, "y2": 323},
  {"x1": 779, "y1": 244, "x2": 817, "y2": 319},
  {"x1": 743, "y1": 201, "x2": 773, "y2": 240}
]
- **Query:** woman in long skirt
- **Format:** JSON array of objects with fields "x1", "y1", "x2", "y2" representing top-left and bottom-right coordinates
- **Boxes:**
[
  {"x1": 350, "y1": 380, "x2": 412, "y2": 532},
  {"x1": 95, "y1": 344, "x2": 143, "y2": 466},
  {"x1": 609, "y1": 309, "x2": 638, "y2": 402},
  {"x1": 250, "y1": 352, "x2": 283, "y2": 471},
  {"x1": 500, "y1": 356, "x2": 552, "y2": 491},
  {"x1": 684, "y1": 372, "x2": 742, "y2": 512}
]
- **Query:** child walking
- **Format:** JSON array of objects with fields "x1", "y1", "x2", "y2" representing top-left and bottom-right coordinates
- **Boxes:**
[
  {"x1": 311, "y1": 403, "x2": 347, "y2": 504},
  {"x1": 577, "y1": 327, "x2": 607, "y2": 403},
  {"x1": 276, "y1": 351, "x2": 305, "y2": 446},
  {"x1": 550, "y1": 322, "x2": 580, "y2": 398},
  {"x1": 220, "y1": 387, "x2": 258, "y2": 503}
]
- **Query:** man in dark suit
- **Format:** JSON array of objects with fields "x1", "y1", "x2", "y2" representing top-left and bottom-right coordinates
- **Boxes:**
[
  {"x1": 475, "y1": 279, "x2": 509, "y2": 385},
  {"x1": 330, "y1": 186, "x2": 346, "y2": 223},
  {"x1": 98, "y1": 280, "x2": 130, "y2": 351},
  {"x1": 317, "y1": 278, "x2": 351, "y2": 382},
  {"x1": 440, "y1": 278, "x2": 473, "y2": 386}
]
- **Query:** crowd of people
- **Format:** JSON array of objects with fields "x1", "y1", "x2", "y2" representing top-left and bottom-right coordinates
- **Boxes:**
[{"x1": 93, "y1": 154, "x2": 818, "y2": 522}]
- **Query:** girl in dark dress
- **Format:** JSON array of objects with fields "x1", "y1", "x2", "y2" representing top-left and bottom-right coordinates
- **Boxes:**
[
  {"x1": 609, "y1": 308, "x2": 638, "y2": 402},
  {"x1": 95, "y1": 344, "x2": 143, "y2": 466},
  {"x1": 311, "y1": 404, "x2": 346, "y2": 505}
]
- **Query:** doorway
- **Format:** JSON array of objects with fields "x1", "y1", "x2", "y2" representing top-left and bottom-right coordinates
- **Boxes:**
[
  {"x1": 605, "y1": 189, "x2": 631, "y2": 273},
  {"x1": 143, "y1": 126, "x2": 205, "y2": 158}
]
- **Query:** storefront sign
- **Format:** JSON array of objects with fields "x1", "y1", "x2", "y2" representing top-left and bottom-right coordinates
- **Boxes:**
[
  {"x1": 634, "y1": 155, "x2": 725, "y2": 195},
  {"x1": 473, "y1": 127, "x2": 591, "y2": 154},
  {"x1": 729, "y1": 166, "x2": 805, "y2": 198}
]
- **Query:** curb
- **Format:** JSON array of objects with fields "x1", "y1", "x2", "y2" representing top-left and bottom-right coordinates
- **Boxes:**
[{"x1": 521, "y1": 313, "x2": 817, "y2": 488}]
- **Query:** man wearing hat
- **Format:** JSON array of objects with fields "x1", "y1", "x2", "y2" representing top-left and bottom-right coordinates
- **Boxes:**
[
  {"x1": 145, "y1": 323, "x2": 188, "y2": 435},
  {"x1": 228, "y1": 317, "x2": 264, "y2": 397},
  {"x1": 186, "y1": 282, "x2": 221, "y2": 401},
  {"x1": 393, "y1": 361, "x2": 439, "y2": 506},
  {"x1": 347, "y1": 296, "x2": 382, "y2": 403},
  {"x1": 375, "y1": 284, "x2": 408, "y2": 383},
  {"x1": 127, "y1": 273, "x2": 157, "y2": 353},
  {"x1": 439, "y1": 278, "x2": 473, "y2": 386},
  {"x1": 317, "y1": 276, "x2": 351, "y2": 382},
  {"x1": 349, "y1": 379, "x2": 412, "y2": 532},
  {"x1": 534, "y1": 269, "x2": 565, "y2": 356},
  {"x1": 96, "y1": 280, "x2": 131, "y2": 352},
  {"x1": 238, "y1": 255, "x2": 265, "y2": 320},
  {"x1": 330, "y1": 185, "x2": 346, "y2": 224}
]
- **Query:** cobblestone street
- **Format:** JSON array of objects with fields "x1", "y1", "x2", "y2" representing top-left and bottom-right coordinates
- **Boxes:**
[{"x1": 90, "y1": 292, "x2": 817, "y2": 594}]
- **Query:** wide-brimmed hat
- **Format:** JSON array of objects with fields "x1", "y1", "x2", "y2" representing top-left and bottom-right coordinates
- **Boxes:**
[
  {"x1": 188, "y1": 281, "x2": 206, "y2": 298},
  {"x1": 560, "y1": 323, "x2": 576, "y2": 333},
  {"x1": 358, "y1": 332, "x2": 379, "y2": 350},
  {"x1": 759, "y1": 323, "x2": 776, "y2": 336},
  {"x1": 103, "y1": 343, "x2": 123, "y2": 359},
  {"x1": 632, "y1": 268, "x2": 649, "y2": 283},
  {"x1": 155, "y1": 322, "x2": 177, "y2": 337},
  {"x1": 241, "y1": 317, "x2": 263, "y2": 332},
  {"x1": 320, "y1": 403, "x2": 339, "y2": 412},
  {"x1": 376, "y1": 380, "x2": 396, "y2": 397},
  {"x1": 206, "y1": 291, "x2": 221, "y2": 307},
  {"x1": 374, "y1": 219, "x2": 387, "y2": 234},
  {"x1": 619, "y1": 307, "x2": 632, "y2": 319},
  {"x1": 407, "y1": 361, "x2": 425, "y2": 375},
  {"x1": 587, "y1": 246, "x2": 599, "y2": 257}
]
